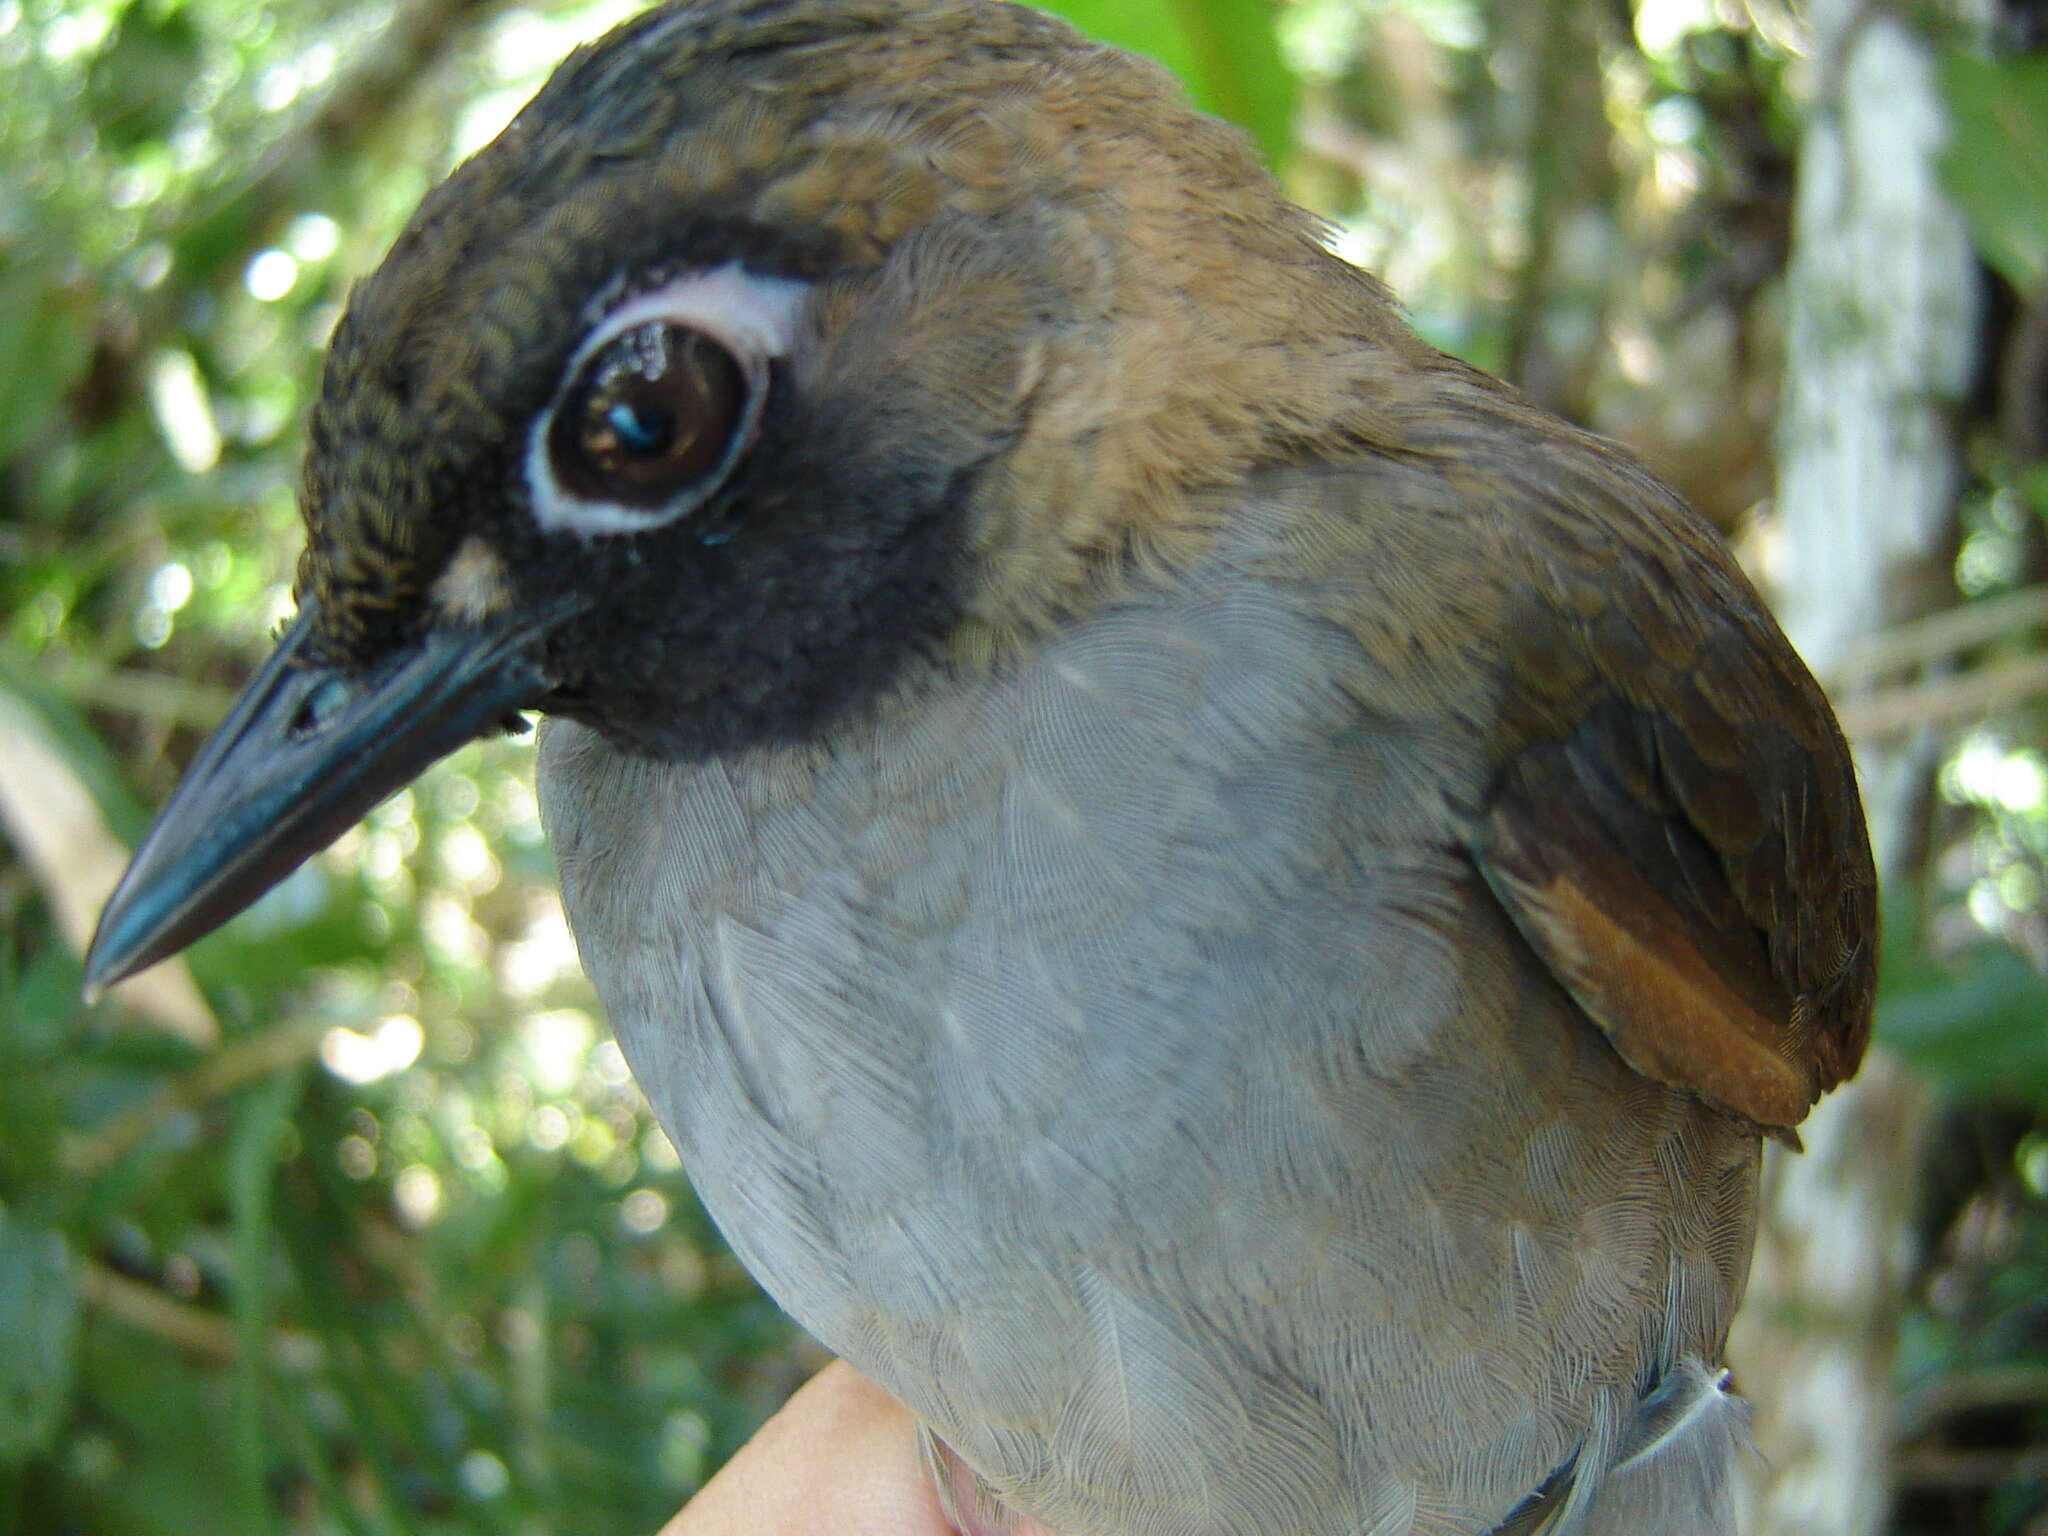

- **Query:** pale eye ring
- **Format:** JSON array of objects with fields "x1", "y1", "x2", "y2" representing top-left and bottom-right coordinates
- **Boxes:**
[{"x1": 526, "y1": 263, "x2": 808, "y2": 537}]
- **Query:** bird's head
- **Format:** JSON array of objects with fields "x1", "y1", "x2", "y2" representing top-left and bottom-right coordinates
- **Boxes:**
[{"x1": 86, "y1": 0, "x2": 1415, "y2": 990}]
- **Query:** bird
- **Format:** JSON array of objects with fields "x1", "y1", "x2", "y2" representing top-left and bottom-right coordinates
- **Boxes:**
[{"x1": 86, "y1": 2, "x2": 1877, "y2": 1533}]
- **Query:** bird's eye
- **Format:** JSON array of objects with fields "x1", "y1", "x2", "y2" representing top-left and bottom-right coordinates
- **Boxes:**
[
  {"x1": 548, "y1": 324, "x2": 745, "y2": 504},
  {"x1": 526, "y1": 263, "x2": 808, "y2": 538}
]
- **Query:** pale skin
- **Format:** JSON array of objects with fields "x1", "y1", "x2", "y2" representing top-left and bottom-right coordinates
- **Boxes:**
[{"x1": 660, "y1": 1360, "x2": 1059, "y2": 1536}]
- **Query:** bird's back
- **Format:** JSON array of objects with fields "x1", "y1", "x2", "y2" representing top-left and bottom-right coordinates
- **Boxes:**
[{"x1": 540, "y1": 453, "x2": 1763, "y2": 1536}]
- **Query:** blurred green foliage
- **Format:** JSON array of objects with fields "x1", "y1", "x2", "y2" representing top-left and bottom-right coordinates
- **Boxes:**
[
  {"x1": 1, "y1": 3, "x2": 805, "y2": 1531},
  {"x1": 2, "y1": 0, "x2": 2048, "y2": 1532},
  {"x1": 1941, "y1": 48, "x2": 2048, "y2": 292}
]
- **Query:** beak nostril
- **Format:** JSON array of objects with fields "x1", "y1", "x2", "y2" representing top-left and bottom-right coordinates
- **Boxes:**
[{"x1": 289, "y1": 674, "x2": 353, "y2": 739}]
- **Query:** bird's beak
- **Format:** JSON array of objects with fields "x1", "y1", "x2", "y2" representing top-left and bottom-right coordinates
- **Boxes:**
[{"x1": 84, "y1": 607, "x2": 552, "y2": 997}]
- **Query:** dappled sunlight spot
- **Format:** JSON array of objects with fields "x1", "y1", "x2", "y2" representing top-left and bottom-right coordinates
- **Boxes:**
[
  {"x1": 498, "y1": 1307, "x2": 541, "y2": 1355},
  {"x1": 1949, "y1": 738, "x2": 2048, "y2": 814},
  {"x1": 1994, "y1": 757, "x2": 2046, "y2": 814},
  {"x1": 39, "y1": 8, "x2": 111, "y2": 61},
  {"x1": 601, "y1": 1146, "x2": 639, "y2": 1187},
  {"x1": 569, "y1": 1113, "x2": 617, "y2": 1169},
  {"x1": 436, "y1": 1015, "x2": 478, "y2": 1064},
  {"x1": 134, "y1": 607, "x2": 171, "y2": 649},
  {"x1": 255, "y1": 60, "x2": 303, "y2": 113},
  {"x1": 336, "y1": 1134, "x2": 377, "y2": 1180},
  {"x1": 422, "y1": 890, "x2": 488, "y2": 965},
  {"x1": 436, "y1": 772, "x2": 481, "y2": 819},
  {"x1": 109, "y1": 162, "x2": 167, "y2": 210},
  {"x1": 458, "y1": 1450, "x2": 509, "y2": 1500},
  {"x1": 1646, "y1": 94, "x2": 1705, "y2": 148},
  {"x1": 21, "y1": 590, "x2": 64, "y2": 644},
  {"x1": 2022, "y1": 1137, "x2": 2048, "y2": 1200},
  {"x1": 286, "y1": 211, "x2": 339, "y2": 263},
  {"x1": 529, "y1": 1103, "x2": 573, "y2": 1152},
  {"x1": 641, "y1": 1125, "x2": 683, "y2": 1172},
  {"x1": 300, "y1": 39, "x2": 339, "y2": 90},
  {"x1": 437, "y1": 823, "x2": 500, "y2": 893},
  {"x1": 321, "y1": 1013, "x2": 425, "y2": 1085},
  {"x1": 228, "y1": 384, "x2": 296, "y2": 448},
  {"x1": 521, "y1": 1007, "x2": 596, "y2": 1093},
  {"x1": 147, "y1": 349, "x2": 220, "y2": 473},
  {"x1": 245, "y1": 248, "x2": 298, "y2": 301},
  {"x1": 149, "y1": 562, "x2": 193, "y2": 614},
  {"x1": 1632, "y1": 0, "x2": 1720, "y2": 58},
  {"x1": 259, "y1": 583, "x2": 296, "y2": 637},
  {"x1": 359, "y1": 828, "x2": 404, "y2": 886},
  {"x1": 621, "y1": 1187, "x2": 670, "y2": 1235},
  {"x1": 1611, "y1": 321, "x2": 1662, "y2": 385},
  {"x1": 131, "y1": 240, "x2": 170, "y2": 288},
  {"x1": 453, "y1": 1124, "x2": 498, "y2": 1172},
  {"x1": 659, "y1": 1244, "x2": 708, "y2": 1296},
  {"x1": 1969, "y1": 880, "x2": 2005, "y2": 934},
  {"x1": 656, "y1": 1408, "x2": 713, "y2": 1488},
  {"x1": 393, "y1": 1164, "x2": 443, "y2": 1227},
  {"x1": 499, "y1": 898, "x2": 581, "y2": 997},
  {"x1": 590, "y1": 1038, "x2": 632, "y2": 1089},
  {"x1": 462, "y1": 2, "x2": 644, "y2": 159},
  {"x1": 492, "y1": 773, "x2": 544, "y2": 843},
  {"x1": 453, "y1": 88, "x2": 532, "y2": 162}
]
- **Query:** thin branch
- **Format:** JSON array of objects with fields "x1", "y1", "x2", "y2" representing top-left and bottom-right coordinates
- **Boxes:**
[
  {"x1": 1897, "y1": 1365, "x2": 2048, "y2": 1438},
  {"x1": 45, "y1": 657, "x2": 239, "y2": 729},
  {"x1": 63, "y1": 1020, "x2": 330, "y2": 1178},
  {"x1": 1834, "y1": 651, "x2": 2048, "y2": 740},
  {"x1": 1828, "y1": 586, "x2": 2048, "y2": 686},
  {"x1": 79, "y1": 1260, "x2": 321, "y2": 1368},
  {"x1": 1897, "y1": 1445, "x2": 2048, "y2": 1488},
  {"x1": 79, "y1": 1261, "x2": 239, "y2": 1360}
]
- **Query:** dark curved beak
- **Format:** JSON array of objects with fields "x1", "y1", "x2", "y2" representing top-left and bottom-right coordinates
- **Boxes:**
[{"x1": 84, "y1": 608, "x2": 551, "y2": 997}]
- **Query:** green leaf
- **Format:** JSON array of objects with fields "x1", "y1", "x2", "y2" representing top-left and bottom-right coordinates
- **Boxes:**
[
  {"x1": 1042, "y1": 0, "x2": 1295, "y2": 165},
  {"x1": 0, "y1": 271, "x2": 91, "y2": 464},
  {"x1": 2020, "y1": 461, "x2": 2048, "y2": 522},
  {"x1": 1877, "y1": 893, "x2": 2048, "y2": 1103},
  {"x1": 1941, "y1": 49, "x2": 2048, "y2": 290},
  {"x1": 0, "y1": 1216, "x2": 81, "y2": 1465}
]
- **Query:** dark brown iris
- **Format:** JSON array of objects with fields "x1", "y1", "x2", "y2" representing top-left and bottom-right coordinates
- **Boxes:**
[{"x1": 548, "y1": 322, "x2": 746, "y2": 506}]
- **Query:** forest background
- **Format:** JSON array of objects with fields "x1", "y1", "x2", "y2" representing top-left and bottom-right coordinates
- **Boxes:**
[{"x1": 1, "y1": 0, "x2": 2044, "y2": 1531}]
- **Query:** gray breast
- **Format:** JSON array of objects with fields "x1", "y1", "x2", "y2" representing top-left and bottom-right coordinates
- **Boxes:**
[{"x1": 536, "y1": 528, "x2": 1757, "y2": 1536}]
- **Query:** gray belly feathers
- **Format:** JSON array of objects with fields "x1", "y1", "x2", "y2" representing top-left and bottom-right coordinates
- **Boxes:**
[{"x1": 538, "y1": 533, "x2": 1759, "y2": 1536}]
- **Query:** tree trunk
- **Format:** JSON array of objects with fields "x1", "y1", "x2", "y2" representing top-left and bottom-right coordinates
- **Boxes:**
[{"x1": 1735, "y1": 1, "x2": 1984, "y2": 1532}]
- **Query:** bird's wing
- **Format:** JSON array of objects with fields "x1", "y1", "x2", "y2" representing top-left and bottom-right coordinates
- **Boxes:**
[{"x1": 1460, "y1": 431, "x2": 1876, "y2": 1131}]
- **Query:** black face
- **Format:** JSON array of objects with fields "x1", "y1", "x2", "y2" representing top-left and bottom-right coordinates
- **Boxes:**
[
  {"x1": 445, "y1": 219, "x2": 1053, "y2": 759},
  {"x1": 509, "y1": 331, "x2": 990, "y2": 760}
]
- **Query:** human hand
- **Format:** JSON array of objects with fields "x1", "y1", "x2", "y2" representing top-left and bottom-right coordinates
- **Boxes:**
[{"x1": 658, "y1": 1360, "x2": 1058, "y2": 1536}]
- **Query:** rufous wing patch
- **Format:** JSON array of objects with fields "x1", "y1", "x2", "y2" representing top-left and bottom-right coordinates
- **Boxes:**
[{"x1": 1476, "y1": 755, "x2": 1820, "y2": 1130}]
